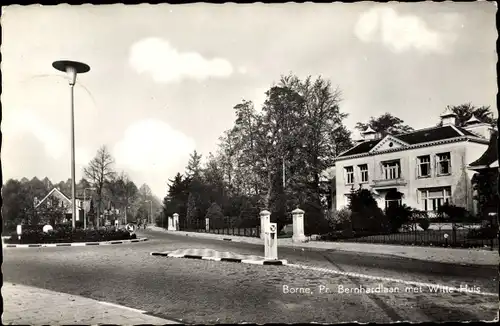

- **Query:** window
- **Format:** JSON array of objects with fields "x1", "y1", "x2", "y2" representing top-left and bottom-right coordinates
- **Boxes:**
[
  {"x1": 382, "y1": 160, "x2": 401, "y2": 180},
  {"x1": 420, "y1": 187, "x2": 451, "y2": 211},
  {"x1": 359, "y1": 164, "x2": 369, "y2": 183},
  {"x1": 417, "y1": 155, "x2": 431, "y2": 178},
  {"x1": 436, "y1": 152, "x2": 451, "y2": 175},
  {"x1": 345, "y1": 166, "x2": 354, "y2": 184}
]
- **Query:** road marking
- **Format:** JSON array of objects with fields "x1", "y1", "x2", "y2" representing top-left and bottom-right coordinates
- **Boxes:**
[
  {"x1": 202, "y1": 256, "x2": 222, "y2": 261},
  {"x1": 286, "y1": 263, "x2": 497, "y2": 297},
  {"x1": 98, "y1": 300, "x2": 147, "y2": 314}
]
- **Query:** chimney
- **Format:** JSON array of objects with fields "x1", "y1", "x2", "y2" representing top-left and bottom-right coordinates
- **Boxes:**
[
  {"x1": 463, "y1": 114, "x2": 495, "y2": 139},
  {"x1": 362, "y1": 126, "x2": 378, "y2": 140},
  {"x1": 440, "y1": 107, "x2": 457, "y2": 126}
]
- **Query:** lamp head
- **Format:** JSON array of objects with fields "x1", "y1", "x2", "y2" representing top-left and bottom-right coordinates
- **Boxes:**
[{"x1": 66, "y1": 66, "x2": 77, "y2": 86}]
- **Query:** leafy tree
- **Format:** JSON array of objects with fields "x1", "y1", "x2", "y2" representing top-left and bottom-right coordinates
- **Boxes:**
[
  {"x1": 2, "y1": 179, "x2": 33, "y2": 231},
  {"x1": 355, "y1": 112, "x2": 414, "y2": 136},
  {"x1": 83, "y1": 145, "x2": 116, "y2": 227},
  {"x1": 37, "y1": 197, "x2": 67, "y2": 226},
  {"x1": 440, "y1": 103, "x2": 497, "y2": 127}
]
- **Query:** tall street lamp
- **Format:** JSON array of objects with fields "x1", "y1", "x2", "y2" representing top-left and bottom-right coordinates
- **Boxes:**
[
  {"x1": 52, "y1": 60, "x2": 90, "y2": 230},
  {"x1": 145, "y1": 200, "x2": 153, "y2": 225},
  {"x1": 83, "y1": 187, "x2": 96, "y2": 230}
]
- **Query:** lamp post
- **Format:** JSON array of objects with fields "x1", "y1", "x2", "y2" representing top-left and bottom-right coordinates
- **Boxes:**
[
  {"x1": 145, "y1": 200, "x2": 153, "y2": 225},
  {"x1": 83, "y1": 187, "x2": 96, "y2": 230},
  {"x1": 52, "y1": 60, "x2": 90, "y2": 230}
]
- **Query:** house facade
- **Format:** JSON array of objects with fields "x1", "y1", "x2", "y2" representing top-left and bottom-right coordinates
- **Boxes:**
[
  {"x1": 34, "y1": 187, "x2": 86, "y2": 223},
  {"x1": 333, "y1": 109, "x2": 495, "y2": 216}
]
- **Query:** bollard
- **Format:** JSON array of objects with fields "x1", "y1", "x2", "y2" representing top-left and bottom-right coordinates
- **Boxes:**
[
  {"x1": 264, "y1": 222, "x2": 278, "y2": 260},
  {"x1": 16, "y1": 224, "x2": 22, "y2": 241},
  {"x1": 173, "y1": 213, "x2": 179, "y2": 231},
  {"x1": 292, "y1": 208, "x2": 308, "y2": 243},
  {"x1": 260, "y1": 210, "x2": 271, "y2": 240}
]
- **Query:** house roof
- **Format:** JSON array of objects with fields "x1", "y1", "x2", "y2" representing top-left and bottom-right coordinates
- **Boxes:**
[
  {"x1": 469, "y1": 131, "x2": 498, "y2": 168},
  {"x1": 35, "y1": 187, "x2": 87, "y2": 209},
  {"x1": 338, "y1": 125, "x2": 484, "y2": 158}
]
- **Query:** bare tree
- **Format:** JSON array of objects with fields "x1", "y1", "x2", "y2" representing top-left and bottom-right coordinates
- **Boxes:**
[{"x1": 83, "y1": 146, "x2": 115, "y2": 227}]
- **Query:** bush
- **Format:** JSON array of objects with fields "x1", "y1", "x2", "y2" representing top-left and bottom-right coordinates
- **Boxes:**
[
  {"x1": 385, "y1": 204, "x2": 413, "y2": 233},
  {"x1": 5, "y1": 228, "x2": 136, "y2": 244},
  {"x1": 467, "y1": 227, "x2": 498, "y2": 240},
  {"x1": 437, "y1": 203, "x2": 477, "y2": 223},
  {"x1": 348, "y1": 188, "x2": 387, "y2": 233},
  {"x1": 418, "y1": 218, "x2": 431, "y2": 231}
]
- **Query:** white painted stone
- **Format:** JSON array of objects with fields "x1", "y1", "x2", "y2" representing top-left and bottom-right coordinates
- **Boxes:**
[
  {"x1": 205, "y1": 218, "x2": 210, "y2": 231},
  {"x1": 259, "y1": 210, "x2": 271, "y2": 240},
  {"x1": 173, "y1": 213, "x2": 179, "y2": 231},
  {"x1": 292, "y1": 208, "x2": 308, "y2": 243}
]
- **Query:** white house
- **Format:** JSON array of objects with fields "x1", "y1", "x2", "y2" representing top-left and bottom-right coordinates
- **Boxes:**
[{"x1": 333, "y1": 109, "x2": 495, "y2": 216}]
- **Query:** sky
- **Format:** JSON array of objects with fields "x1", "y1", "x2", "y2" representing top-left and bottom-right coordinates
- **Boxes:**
[{"x1": 1, "y1": 2, "x2": 497, "y2": 198}]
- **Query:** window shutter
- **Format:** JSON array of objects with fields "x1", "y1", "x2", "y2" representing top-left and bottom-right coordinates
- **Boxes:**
[{"x1": 415, "y1": 158, "x2": 419, "y2": 178}]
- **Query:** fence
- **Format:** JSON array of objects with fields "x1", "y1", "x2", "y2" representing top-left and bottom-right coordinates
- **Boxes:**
[
  {"x1": 178, "y1": 218, "x2": 261, "y2": 238},
  {"x1": 326, "y1": 222, "x2": 498, "y2": 249}
]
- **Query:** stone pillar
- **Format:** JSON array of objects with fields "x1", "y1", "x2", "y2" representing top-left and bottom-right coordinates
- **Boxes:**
[
  {"x1": 173, "y1": 213, "x2": 179, "y2": 231},
  {"x1": 260, "y1": 210, "x2": 271, "y2": 240},
  {"x1": 167, "y1": 216, "x2": 173, "y2": 230},
  {"x1": 292, "y1": 208, "x2": 307, "y2": 243},
  {"x1": 205, "y1": 218, "x2": 210, "y2": 231}
]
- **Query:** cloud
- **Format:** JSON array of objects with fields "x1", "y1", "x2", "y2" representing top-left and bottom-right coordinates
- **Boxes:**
[
  {"x1": 129, "y1": 37, "x2": 234, "y2": 83},
  {"x1": 113, "y1": 119, "x2": 196, "y2": 172},
  {"x1": 3, "y1": 109, "x2": 66, "y2": 160},
  {"x1": 354, "y1": 7, "x2": 457, "y2": 54}
]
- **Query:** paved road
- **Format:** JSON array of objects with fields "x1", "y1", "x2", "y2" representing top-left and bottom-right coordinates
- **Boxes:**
[{"x1": 3, "y1": 229, "x2": 497, "y2": 324}]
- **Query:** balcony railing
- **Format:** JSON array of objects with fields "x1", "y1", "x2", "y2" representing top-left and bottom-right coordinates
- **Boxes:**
[{"x1": 370, "y1": 178, "x2": 407, "y2": 187}]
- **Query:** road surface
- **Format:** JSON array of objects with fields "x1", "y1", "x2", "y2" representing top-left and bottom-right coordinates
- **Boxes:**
[{"x1": 3, "y1": 229, "x2": 497, "y2": 324}]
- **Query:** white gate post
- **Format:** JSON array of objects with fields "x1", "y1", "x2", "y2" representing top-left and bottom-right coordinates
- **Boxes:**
[
  {"x1": 292, "y1": 208, "x2": 307, "y2": 243},
  {"x1": 260, "y1": 210, "x2": 271, "y2": 240},
  {"x1": 173, "y1": 213, "x2": 179, "y2": 231}
]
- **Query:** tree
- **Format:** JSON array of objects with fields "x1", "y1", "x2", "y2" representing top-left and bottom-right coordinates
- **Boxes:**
[
  {"x1": 355, "y1": 113, "x2": 414, "y2": 136},
  {"x1": 186, "y1": 150, "x2": 203, "y2": 180},
  {"x1": 440, "y1": 103, "x2": 497, "y2": 127},
  {"x1": 83, "y1": 146, "x2": 116, "y2": 228},
  {"x1": 2, "y1": 179, "x2": 33, "y2": 231},
  {"x1": 37, "y1": 197, "x2": 67, "y2": 226}
]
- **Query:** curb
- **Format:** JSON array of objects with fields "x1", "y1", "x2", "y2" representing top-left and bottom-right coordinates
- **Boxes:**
[
  {"x1": 2, "y1": 238, "x2": 148, "y2": 248},
  {"x1": 150, "y1": 252, "x2": 287, "y2": 266}
]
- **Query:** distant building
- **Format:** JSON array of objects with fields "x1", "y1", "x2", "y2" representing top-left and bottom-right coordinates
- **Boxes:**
[
  {"x1": 34, "y1": 187, "x2": 86, "y2": 223},
  {"x1": 333, "y1": 109, "x2": 495, "y2": 216}
]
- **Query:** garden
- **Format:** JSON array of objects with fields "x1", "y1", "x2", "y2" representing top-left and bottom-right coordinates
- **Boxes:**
[
  {"x1": 4, "y1": 224, "x2": 136, "y2": 245},
  {"x1": 322, "y1": 188, "x2": 498, "y2": 249}
]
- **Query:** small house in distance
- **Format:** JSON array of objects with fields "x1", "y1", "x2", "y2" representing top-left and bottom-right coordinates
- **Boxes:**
[
  {"x1": 333, "y1": 109, "x2": 495, "y2": 217},
  {"x1": 34, "y1": 187, "x2": 86, "y2": 224}
]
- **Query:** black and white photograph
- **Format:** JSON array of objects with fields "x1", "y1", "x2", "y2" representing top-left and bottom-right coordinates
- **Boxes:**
[{"x1": 1, "y1": 2, "x2": 498, "y2": 324}]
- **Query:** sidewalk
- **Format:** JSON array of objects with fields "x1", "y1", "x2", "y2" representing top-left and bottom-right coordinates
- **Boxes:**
[
  {"x1": 2, "y1": 282, "x2": 179, "y2": 325},
  {"x1": 148, "y1": 226, "x2": 499, "y2": 267}
]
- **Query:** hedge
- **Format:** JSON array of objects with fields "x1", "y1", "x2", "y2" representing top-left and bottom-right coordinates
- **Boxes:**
[{"x1": 5, "y1": 228, "x2": 136, "y2": 244}]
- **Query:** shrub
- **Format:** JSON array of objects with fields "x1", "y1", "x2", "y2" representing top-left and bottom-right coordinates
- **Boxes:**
[
  {"x1": 437, "y1": 203, "x2": 477, "y2": 223},
  {"x1": 467, "y1": 227, "x2": 498, "y2": 240},
  {"x1": 348, "y1": 188, "x2": 387, "y2": 233},
  {"x1": 385, "y1": 204, "x2": 413, "y2": 233},
  {"x1": 5, "y1": 228, "x2": 136, "y2": 244},
  {"x1": 418, "y1": 218, "x2": 431, "y2": 231}
]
